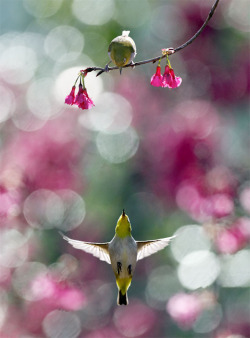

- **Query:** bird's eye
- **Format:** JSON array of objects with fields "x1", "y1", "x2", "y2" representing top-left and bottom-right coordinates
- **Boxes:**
[{"x1": 124, "y1": 58, "x2": 127, "y2": 63}]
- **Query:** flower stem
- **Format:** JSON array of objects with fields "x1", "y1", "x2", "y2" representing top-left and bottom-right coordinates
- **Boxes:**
[
  {"x1": 74, "y1": 75, "x2": 80, "y2": 86},
  {"x1": 166, "y1": 55, "x2": 171, "y2": 68}
]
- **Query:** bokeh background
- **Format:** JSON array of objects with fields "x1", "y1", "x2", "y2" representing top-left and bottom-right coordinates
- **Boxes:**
[{"x1": 0, "y1": 0, "x2": 250, "y2": 337}]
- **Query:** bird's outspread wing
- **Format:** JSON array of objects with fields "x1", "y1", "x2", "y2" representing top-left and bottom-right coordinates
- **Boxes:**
[
  {"x1": 136, "y1": 236, "x2": 175, "y2": 261},
  {"x1": 60, "y1": 233, "x2": 111, "y2": 264}
]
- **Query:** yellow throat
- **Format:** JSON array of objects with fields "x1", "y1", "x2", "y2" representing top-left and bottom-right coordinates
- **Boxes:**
[{"x1": 115, "y1": 210, "x2": 132, "y2": 238}]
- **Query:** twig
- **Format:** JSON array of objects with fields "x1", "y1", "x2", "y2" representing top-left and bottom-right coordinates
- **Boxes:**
[
  {"x1": 84, "y1": 0, "x2": 220, "y2": 77},
  {"x1": 174, "y1": 0, "x2": 220, "y2": 52}
]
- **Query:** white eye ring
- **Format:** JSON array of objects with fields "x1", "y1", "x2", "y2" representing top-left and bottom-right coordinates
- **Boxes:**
[{"x1": 124, "y1": 58, "x2": 127, "y2": 63}]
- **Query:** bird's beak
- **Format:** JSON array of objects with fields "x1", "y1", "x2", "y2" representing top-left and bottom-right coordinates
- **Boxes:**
[
  {"x1": 122, "y1": 209, "x2": 126, "y2": 217},
  {"x1": 119, "y1": 67, "x2": 122, "y2": 75}
]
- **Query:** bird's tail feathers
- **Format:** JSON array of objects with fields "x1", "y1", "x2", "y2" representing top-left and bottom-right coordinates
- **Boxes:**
[
  {"x1": 117, "y1": 290, "x2": 128, "y2": 305},
  {"x1": 122, "y1": 30, "x2": 130, "y2": 37}
]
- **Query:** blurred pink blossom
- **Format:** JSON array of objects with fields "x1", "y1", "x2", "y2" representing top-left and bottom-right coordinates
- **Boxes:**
[
  {"x1": 240, "y1": 186, "x2": 250, "y2": 214},
  {"x1": 215, "y1": 321, "x2": 250, "y2": 338},
  {"x1": 0, "y1": 266, "x2": 11, "y2": 287},
  {"x1": 2, "y1": 115, "x2": 84, "y2": 192},
  {"x1": 22, "y1": 273, "x2": 85, "y2": 333},
  {"x1": 215, "y1": 221, "x2": 247, "y2": 254},
  {"x1": 85, "y1": 327, "x2": 123, "y2": 338},
  {"x1": 180, "y1": 3, "x2": 249, "y2": 104},
  {"x1": 59, "y1": 287, "x2": 85, "y2": 310},
  {"x1": 237, "y1": 217, "x2": 250, "y2": 241},
  {"x1": 138, "y1": 100, "x2": 237, "y2": 221},
  {"x1": 31, "y1": 274, "x2": 56, "y2": 299},
  {"x1": 209, "y1": 194, "x2": 234, "y2": 218},
  {"x1": 0, "y1": 185, "x2": 21, "y2": 222},
  {"x1": 167, "y1": 293, "x2": 202, "y2": 329},
  {"x1": 114, "y1": 300, "x2": 157, "y2": 337},
  {"x1": 0, "y1": 305, "x2": 25, "y2": 337},
  {"x1": 214, "y1": 329, "x2": 236, "y2": 338},
  {"x1": 0, "y1": 169, "x2": 23, "y2": 224},
  {"x1": 177, "y1": 190, "x2": 234, "y2": 221},
  {"x1": 30, "y1": 273, "x2": 85, "y2": 310}
]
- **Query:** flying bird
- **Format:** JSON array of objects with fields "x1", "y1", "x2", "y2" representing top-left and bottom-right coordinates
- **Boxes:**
[
  {"x1": 105, "y1": 31, "x2": 136, "y2": 74},
  {"x1": 61, "y1": 210, "x2": 174, "y2": 305}
]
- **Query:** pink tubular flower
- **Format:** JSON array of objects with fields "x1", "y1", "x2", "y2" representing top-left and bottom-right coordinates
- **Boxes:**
[
  {"x1": 65, "y1": 86, "x2": 76, "y2": 105},
  {"x1": 162, "y1": 65, "x2": 172, "y2": 88},
  {"x1": 75, "y1": 84, "x2": 94, "y2": 110},
  {"x1": 151, "y1": 65, "x2": 163, "y2": 87},
  {"x1": 82, "y1": 88, "x2": 94, "y2": 109},
  {"x1": 162, "y1": 65, "x2": 182, "y2": 88}
]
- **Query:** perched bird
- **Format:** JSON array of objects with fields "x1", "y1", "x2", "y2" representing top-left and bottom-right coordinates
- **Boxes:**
[
  {"x1": 106, "y1": 31, "x2": 136, "y2": 74},
  {"x1": 60, "y1": 210, "x2": 174, "y2": 306}
]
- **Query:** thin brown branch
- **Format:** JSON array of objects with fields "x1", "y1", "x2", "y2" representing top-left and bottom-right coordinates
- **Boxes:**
[
  {"x1": 174, "y1": 0, "x2": 220, "y2": 52},
  {"x1": 83, "y1": 0, "x2": 220, "y2": 77}
]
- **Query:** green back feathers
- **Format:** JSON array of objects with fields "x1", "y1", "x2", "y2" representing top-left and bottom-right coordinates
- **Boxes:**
[{"x1": 108, "y1": 31, "x2": 136, "y2": 68}]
